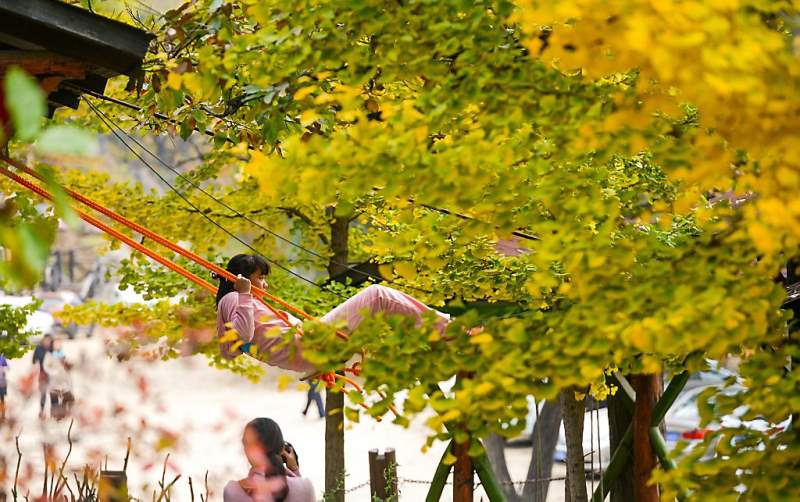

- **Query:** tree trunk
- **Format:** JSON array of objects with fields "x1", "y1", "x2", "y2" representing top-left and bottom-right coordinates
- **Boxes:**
[
  {"x1": 521, "y1": 399, "x2": 562, "y2": 502},
  {"x1": 324, "y1": 212, "x2": 349, "y2": 502},
  {"x1": 560, "y1": 387, "x2": 588, "y2": 502},
  {"x1": 485, "y1": 434, "x2": 522, "y2": 502},
  {"x1": 607, "y1": 383, "x2": 635, "y2": 502},
  {"x1": 632, "y1": 374, "x2": 660, "y2": 502}
]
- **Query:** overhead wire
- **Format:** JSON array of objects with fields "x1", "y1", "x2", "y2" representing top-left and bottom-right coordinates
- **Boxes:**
[
  {"x1": 79, "y1": 88, "x2": 540, "y2": 242},
  {"x1": 85, "y1": 96, "x2": 441, "y2": 296},
  {"x1": 85, "y1": 97, "x2": 336, "y2": 294}
]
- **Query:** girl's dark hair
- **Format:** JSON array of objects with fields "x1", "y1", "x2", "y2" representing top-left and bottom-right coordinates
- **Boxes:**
[
  {"x1": 215, "y1": 254, "x2": 270, "y2": 307},
  {"x1": 247, "y1": 417, "x2": 290, "y2": 501}
]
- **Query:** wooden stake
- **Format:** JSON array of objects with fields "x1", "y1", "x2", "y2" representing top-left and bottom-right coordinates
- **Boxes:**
[
  {"x1": 368, "y1": 448, "x2": 398, "y2": 501},
  {"x1": 368, "y1": 449, "x2": 386, "y2": 499}
]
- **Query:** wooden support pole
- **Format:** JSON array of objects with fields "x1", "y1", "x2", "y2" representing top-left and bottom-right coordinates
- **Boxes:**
[
  {"x1": 632, "y1": 374, "x2": 660, "y2": 502},
  {"x1": 453, "y1": 440, "x2": 474, "y2": 502},
  {"x1": 591, "y1": 424, "x2": 633, "y2": 502},
  {"x1": 452, "y1": 372, "x2": 475, "y2": 502},
  {"x1": 607, "y1": 374, "x2": 635, "y2": 502},
  {"x1": 426, "y1": 441, "x2": 454, "y2": 502},
  {"x1": 593, "y1": 371, "x2": 689, "y2": 502},
  {"x1": 649, "y1": 427, "x2": 676, "y2": 471},
  {"x1": 472, "y1": 452, "x2": 507, "y2": 502},
  {"x1": 651, "y1": 372, "x2": 689, "y2": 422}
]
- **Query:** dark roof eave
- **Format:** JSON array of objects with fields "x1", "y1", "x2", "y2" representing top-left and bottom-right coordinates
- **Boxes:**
[{"x1": 0, "y1": 0, "x2": 154, "y2": 78}]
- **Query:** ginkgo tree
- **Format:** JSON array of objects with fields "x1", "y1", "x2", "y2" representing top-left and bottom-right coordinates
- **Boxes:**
[{"x1": 4, "y1": 0, "x2": 798, "y2": 500}]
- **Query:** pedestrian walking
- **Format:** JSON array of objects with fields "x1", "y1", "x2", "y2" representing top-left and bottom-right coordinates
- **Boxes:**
[
  {"x1": 0, "y1": 353, "x2": 8, "y2": 419},
  {"x1": 302, "y1": 380, "x2": 325, "y2": 418},
  {"x1": 43, "y1": 339, "x2": 73, "y2": 420},
  {"x1": 32, "y1": 334, "x2": 53, "y2": 419}
]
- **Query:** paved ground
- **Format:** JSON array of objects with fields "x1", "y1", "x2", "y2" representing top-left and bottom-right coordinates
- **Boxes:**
[{"x1": 0, "y1": 334, "x2": 580, "y2": 501}]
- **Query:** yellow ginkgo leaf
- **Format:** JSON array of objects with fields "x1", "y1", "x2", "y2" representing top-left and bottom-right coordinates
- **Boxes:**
[
  {"x1": 300, "y1": 109, "x2": 318, "y2": 126},
  {"x1": 294, "y1": 86, "x2": 316, "y2": 101},
  {"x1": 220, "y1": 329, "x2": 239, "y2": 343},
  {"x1": 166, "y1": 72, "x2": 183, "y2": 90},
  {"x1": 278, "y1": 375, "x2": 294, "y2": 391},
  {"x1": 181, "y1": 72, "x2": 203, "y2": 96},
  {"x1": 474, "y1": 382, "x2": 495, "y2": 397},
  {"x1": 395, "y1": 262, "x2": 417, "y2": 280},
  {"x1": 469, "y1": 333, "x2": 494, "y2": 345}
]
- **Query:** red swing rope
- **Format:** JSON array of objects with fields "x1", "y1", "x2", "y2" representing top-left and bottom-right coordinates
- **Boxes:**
[{"x1": 0, "y1": 158, "x2": 396, "y2": 416}]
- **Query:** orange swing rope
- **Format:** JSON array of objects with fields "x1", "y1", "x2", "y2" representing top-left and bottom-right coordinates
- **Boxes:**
[
  {"x1": 0, "y1": 156, "x2": 340, "y2": 333},
  {"x1": 0, "y1": 158, "x2": 395, "y2": 416}
]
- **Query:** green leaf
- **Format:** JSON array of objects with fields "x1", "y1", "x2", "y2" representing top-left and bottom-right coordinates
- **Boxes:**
[
  {"x1": 35, "y1": 125, "x2": 97, "y2": 155},
  {"x1": 5, "y1": 67, "x2": 46, "y2": 141},
  {"x1": 347, "y1": 389, "x2": 365, "y2": 404},
  {"x1": 334, "y1": 200, "x2": 354, "y2": 218},
  {"x1": 38, "y1": 166, "x2": 79, "y2": 228},
  {"x1": 344, "y1": 406, "x2": 360, "y2": 422}
]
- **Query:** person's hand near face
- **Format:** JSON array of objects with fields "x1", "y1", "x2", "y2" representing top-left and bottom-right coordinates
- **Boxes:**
[
  {"x1": 234, "y1": 270, "x2": 267, "y2": 294},
  {"x1": 234, "y1": 274, "x2": 252, "y2": 294},
  {"x1": 281, "y1": 442, "x2": 299, "y2": 472}
]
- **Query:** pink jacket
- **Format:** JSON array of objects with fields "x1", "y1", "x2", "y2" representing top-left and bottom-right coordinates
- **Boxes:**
[
  {"x1": 216, "y1": 292, "x2": 315, "y2": 373},
  {"x1": 223, "y1": 468, "x2": 315, "y2": 502}
]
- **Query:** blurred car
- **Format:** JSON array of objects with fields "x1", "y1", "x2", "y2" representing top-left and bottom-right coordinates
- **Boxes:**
[
  {"x1": 37, "y1": 290, "x2": 82, "y2": 338},
  {"x1": 663, "y1": 383, "x2": 789, "y2": 458},
  {"x1": 533, "y1": 361, "x2": 749, "y2": 472},
  {"x1": 0, "y1": 295, "x2": 55, "y2": 344},
  {"x1": 111, "y1": 285, "x2": 186, "y2": 306},
  {"x1": 678, "y1": 360, "x2": 739, "y2": 391}
]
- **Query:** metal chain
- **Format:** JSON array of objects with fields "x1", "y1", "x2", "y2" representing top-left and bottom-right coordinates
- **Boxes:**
[
  {"x1": 343, "y1": 481, "x2": 371, "y2": 494},
  {"x1": 400, "y1": 478, "x2": 452, "y2": 486},
  {"x1": 341, "y1": 475, "x2": 571, "y2": 494}
]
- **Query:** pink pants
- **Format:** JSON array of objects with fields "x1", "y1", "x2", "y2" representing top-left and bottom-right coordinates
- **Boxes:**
[{"x1": 319, "y1": 284, "x2": 450, "y2": 334}]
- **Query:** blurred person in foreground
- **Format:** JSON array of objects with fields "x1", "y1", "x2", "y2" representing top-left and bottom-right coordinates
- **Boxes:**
[{"x1": 223, "y1": 418, "x2": 315, "y2": 502}]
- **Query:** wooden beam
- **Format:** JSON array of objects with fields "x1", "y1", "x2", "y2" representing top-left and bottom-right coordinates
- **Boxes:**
[{"x1": 0, "y1": 51, "x2": 86, "y2": 79}]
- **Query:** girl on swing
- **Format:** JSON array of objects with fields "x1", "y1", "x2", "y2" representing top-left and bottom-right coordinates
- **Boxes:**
[{"x1": 216, "y1": 254, "x2": 452, "y2": 373}]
